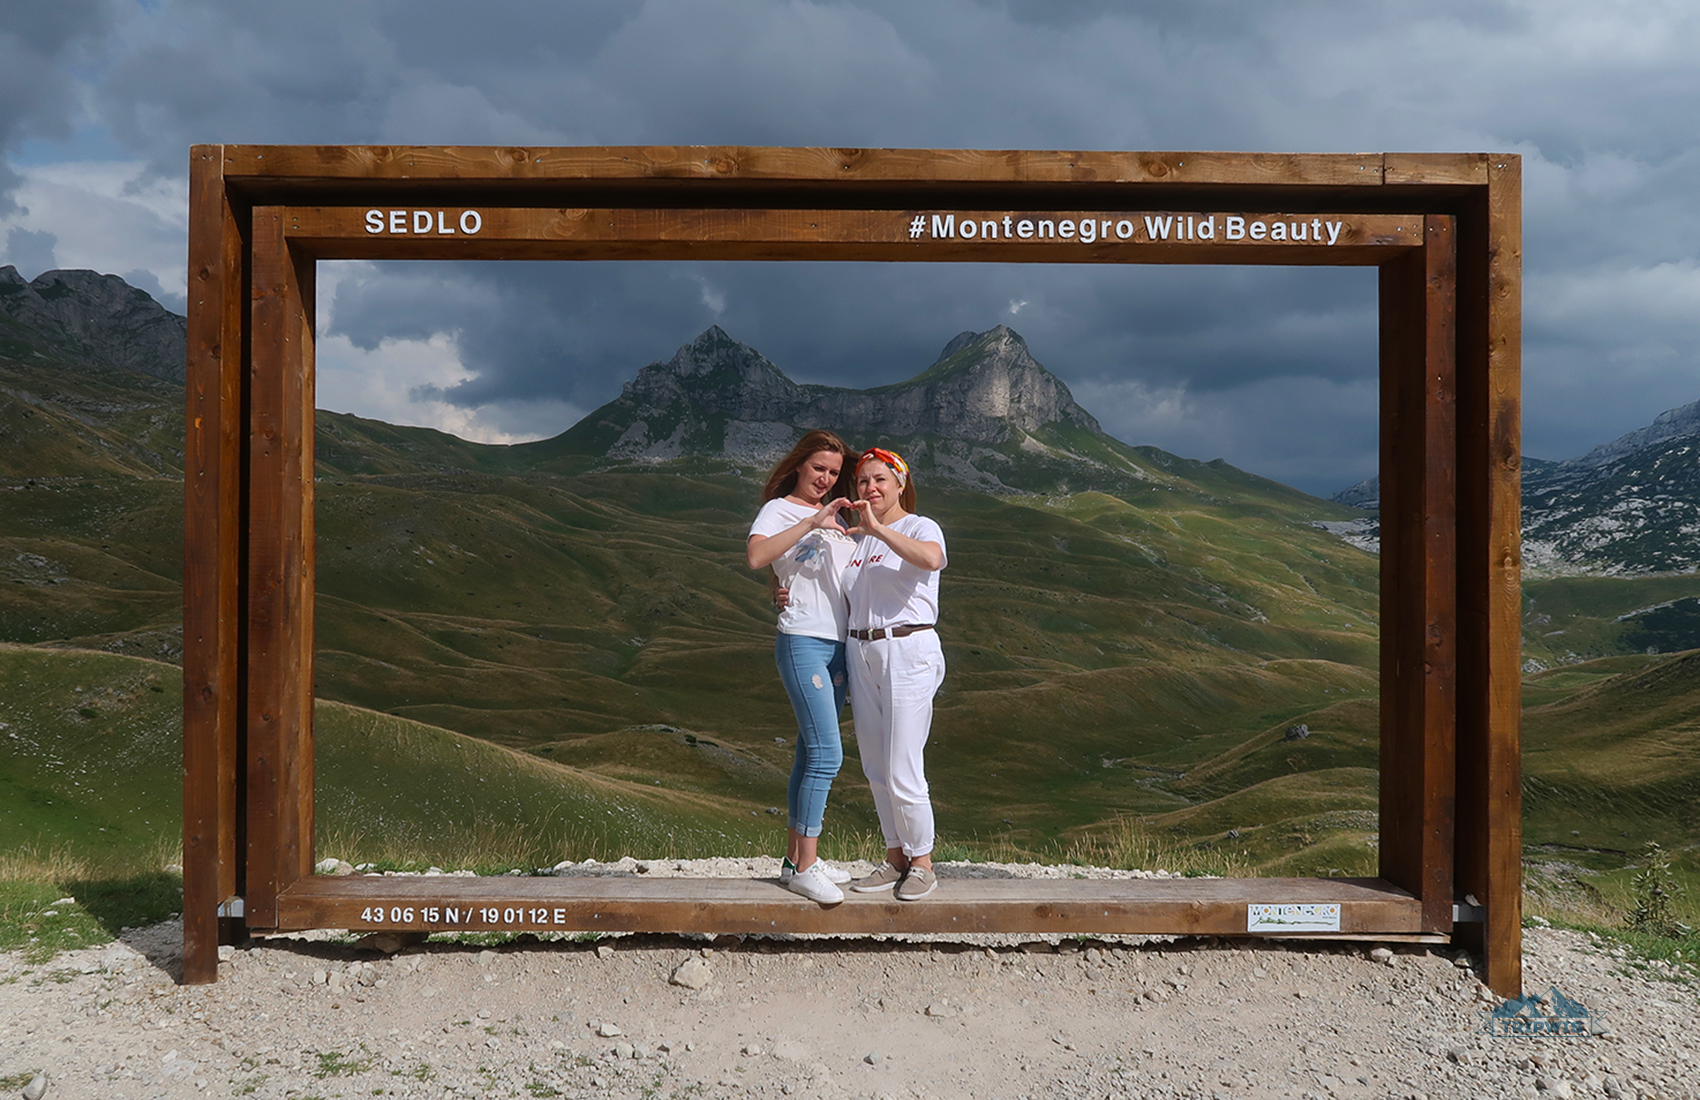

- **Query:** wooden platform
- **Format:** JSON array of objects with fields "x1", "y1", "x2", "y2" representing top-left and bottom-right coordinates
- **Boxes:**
[{"x1": 273, "y1": 874, "x2": 1428, "y2": 939}]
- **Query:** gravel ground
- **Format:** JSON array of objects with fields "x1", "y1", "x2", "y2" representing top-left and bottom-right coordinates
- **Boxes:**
[{"x1": 3, "y1": 858, "x2": 1698, "y2": 1100}]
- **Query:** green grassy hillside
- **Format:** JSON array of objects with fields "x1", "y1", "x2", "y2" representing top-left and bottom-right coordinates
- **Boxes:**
[
  {"x1": 9, "y1": 347, "x2": 1700, "y2": 888},
  {"x1": 0, "y1": 645, "x2": 773, "y2": 871}
]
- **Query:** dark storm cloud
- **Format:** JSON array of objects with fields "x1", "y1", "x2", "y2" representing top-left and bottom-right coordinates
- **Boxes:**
[
  {"x1": 9, "y1": 0, "x2": 1699, "y2": 492},
  {"x1": 0, "y1": 0, "x2": 116, "y2": 211}
]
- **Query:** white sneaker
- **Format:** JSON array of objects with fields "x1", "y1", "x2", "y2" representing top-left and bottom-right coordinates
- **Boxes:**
[
  {"x1": 781, "y1": 860, "x2": 851, "y2": 885},
  {"x1": 785, "y1": 862, "x2": 845, "y2": 904}
]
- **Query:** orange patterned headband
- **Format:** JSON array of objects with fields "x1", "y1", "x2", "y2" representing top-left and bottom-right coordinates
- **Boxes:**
[{"x1": 859, "y1": 447, "x2": 909, "y2": 487}]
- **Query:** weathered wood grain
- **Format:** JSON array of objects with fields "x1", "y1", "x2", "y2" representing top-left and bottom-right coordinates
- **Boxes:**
[
  {"x1": 275, "y1": 875, "x2": 1423, "y2": 938},
  {"x1": 1376, "y1": 217, "x2": 1458, "y2": 936},
  {"x1": 181, "y1": 145, "x2": 244, "y2": 984},
  {"x1": 275, "y1": 206, "x2": 1419, "y2": 265},
  {"x1": 221, "y1": 146, "x2": 1388, "y2": 189},
  {"x1": 243, "y1": 210, "x2": 317, "y2": 931}
]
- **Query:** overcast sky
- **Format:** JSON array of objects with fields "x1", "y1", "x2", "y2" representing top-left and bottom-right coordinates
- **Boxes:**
[{"x1": 2, "y1": 1, "x2": 1697, "y2": 495}]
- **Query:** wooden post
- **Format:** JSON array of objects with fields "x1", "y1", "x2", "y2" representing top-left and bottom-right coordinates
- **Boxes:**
[
  {"x1": 181, "y1": 146, "x2": 246, "y2": 984},
  {"x1": 243, "y1": 209, "x2": 317, "y2": 931},
  {"x1": 1453, "y1": 158, "x2": 1524, "y2": 996},
  {"x1": 1377, "y1": 215, "x2": 1458, "y2": 935}
]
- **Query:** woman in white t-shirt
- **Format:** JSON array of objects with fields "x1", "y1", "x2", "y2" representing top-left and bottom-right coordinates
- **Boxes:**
[
  {"x1": 746, "y1": 429, "x2": 860, "y2": 904},
  {"x1": 840, "y1": 447, "x2": 948, "y2": 902}
]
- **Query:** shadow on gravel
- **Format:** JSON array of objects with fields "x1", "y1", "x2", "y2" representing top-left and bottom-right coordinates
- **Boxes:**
[{"x1": 64, "y1": 871, "x2": 182, "y2": 939}]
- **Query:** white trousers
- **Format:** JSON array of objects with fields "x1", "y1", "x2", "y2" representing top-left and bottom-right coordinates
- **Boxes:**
[{"x1": 848, "y1": 631, "x2": 945, "y2": 858}]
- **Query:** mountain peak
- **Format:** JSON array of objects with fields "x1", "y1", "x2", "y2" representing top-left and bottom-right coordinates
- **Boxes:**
[
  {"x1": 933, "y1": 324, "x2": 1026, "y2": 365},
  {"x1": 0, "y1": 267, "x2": 186, "y2": 383}
]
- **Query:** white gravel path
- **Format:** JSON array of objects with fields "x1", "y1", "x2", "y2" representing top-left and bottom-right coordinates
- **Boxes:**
[{"x1": 3, "y1": 859, "x2": 1697, "y2": 1100}]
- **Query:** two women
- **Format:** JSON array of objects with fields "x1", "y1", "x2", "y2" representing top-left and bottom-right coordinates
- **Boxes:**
[{"x1": 748, "y1": 438, "x2": 947, "y2": 903}]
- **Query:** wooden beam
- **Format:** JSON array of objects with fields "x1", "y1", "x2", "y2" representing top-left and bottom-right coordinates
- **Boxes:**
[
  {"x1": 182, "y1": 145, "x2": 246, "y2": 984},
  {"x1": 221, "y1": 146, "x2": 1389, "y2": 189},
  {"x1": 275, "y1": 875, "x2": 1423, "y2": 938},
  {"x1": 277, "y1": 206, "x2": 1419, "y2": 265},
  {"x1": 244, "y1": 209, "x2": 317, "y2": 931},
  {"x1": 1377, "y1": 216, "x2": 1458, "y2": 935}
]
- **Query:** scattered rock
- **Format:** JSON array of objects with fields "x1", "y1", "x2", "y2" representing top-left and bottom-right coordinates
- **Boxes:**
[
  {"x1": 596, "y1": 1022, "x2": 623, "y2": 1038},
  {"x1": 1283, "y1": 723, "x2": 1309, "y2": 741},
  {"x1": 924, "y1": 1002, "x2": 958, "y2": 1018},
  {"x1": 742, "y1": 1044, "x2": 764, "y2": 1057},
  {"x1": 613, "y1": 1041, "x2": 635, "y2": 1059},
  {"x1": 670, "y1": 957, "x2": 712, "y2": 990},
  {"x1": 865, "y1": 1052, "x2": 883, "y2": 1065},
  {"x1": 596, "y1": 945, "x2": 615, "y2": 959},
  {"x1": 22, "y1": 1075, "x2": 47, "y2": 1100},
  {"x1": 1368, "y1": 947, "x2": 1394, "y2": 966},
  {"x1": 1446, "y1": 1047, "x2": 1469, "y2": 1065}
]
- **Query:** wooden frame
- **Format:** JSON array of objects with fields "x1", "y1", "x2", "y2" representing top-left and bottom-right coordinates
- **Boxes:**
[{"x1": 183, "y1": 146, "x2": 1521, "y2": 994}]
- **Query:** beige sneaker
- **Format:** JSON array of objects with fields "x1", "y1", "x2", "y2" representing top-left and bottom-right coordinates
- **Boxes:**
[
  {"x1": 849, "y1": 861, "x2": 905, "y2": 893},
  {"x1": 894, "y1": 865, "x2": 938, "y2": 900}
]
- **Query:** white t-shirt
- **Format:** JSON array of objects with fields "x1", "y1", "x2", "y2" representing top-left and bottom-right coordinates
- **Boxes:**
[
  {"x1": 843, "y1": 513, "x2": 947, "y2": 632},
  {"x1": 749, "y1": 497, "x2": 856, "y2": 641}
]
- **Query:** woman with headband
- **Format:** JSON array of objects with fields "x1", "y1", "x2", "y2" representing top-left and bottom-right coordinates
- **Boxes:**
[
  {"x1": 746, "y1": 429, "x2": 860, "y2": 904},
  {"x1": 841, "y1": 447, "x2": 948, "y2": 901}
]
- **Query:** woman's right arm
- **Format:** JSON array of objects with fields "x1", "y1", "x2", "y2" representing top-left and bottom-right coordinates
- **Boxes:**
[{"x1": 746, "y1": 501, "x2": 849, "y2": 569}]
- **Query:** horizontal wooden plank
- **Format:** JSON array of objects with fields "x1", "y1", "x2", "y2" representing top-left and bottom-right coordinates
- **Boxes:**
[
  {"x1": 225, "y1": 146, "x2": 1389, "y2": 188},
  {"x1": 275, "y1": 875, "x2": 1423, "y2": 938},
  {"x1": 282, "y1": 206, "x2": 1421, "y2": 265},
  {"x1": 1383, "y1": 153, "x2": 1494, "y2": 187}
]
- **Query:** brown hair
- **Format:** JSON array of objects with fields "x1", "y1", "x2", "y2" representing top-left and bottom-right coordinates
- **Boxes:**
[
  {"x1": 762, "y1": 429, "x2": 856, "y2": 503},
  {"x1": 857, "y1": 450, "x2": 917, "y2": 513}
]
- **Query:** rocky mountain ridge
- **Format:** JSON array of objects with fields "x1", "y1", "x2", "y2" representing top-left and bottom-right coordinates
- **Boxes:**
[
  {"x1": 0, "y1": 265, "x2": 186, "y2": 383},
  {"x1": 553, "y1": 324, "x2": 1157, "y2": 494},
  {"x1": 1333, "y1": 394, "x2": 1700, "y2": 576}
]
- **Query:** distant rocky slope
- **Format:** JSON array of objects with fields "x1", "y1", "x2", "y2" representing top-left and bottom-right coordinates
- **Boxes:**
[
  {"x1": 548, "y1": 325, "x2": 1178, "y2": 495},
  {"x1": 1333, "y1": 395, "x2": 1700, "y2": 576},
  {"x1": 0, "y1": 265, "x2": 187, "y2": 383}
]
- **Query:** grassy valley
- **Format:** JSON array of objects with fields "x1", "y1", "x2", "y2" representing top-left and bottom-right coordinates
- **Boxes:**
[{"x1": 3, "y1": 332, "x2": 1698, "y2": 936}]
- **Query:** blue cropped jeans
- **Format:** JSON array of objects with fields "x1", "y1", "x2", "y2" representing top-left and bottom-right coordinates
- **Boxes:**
[{"x1": 774, "y1": 632, "x2": 847, "y2": 837}]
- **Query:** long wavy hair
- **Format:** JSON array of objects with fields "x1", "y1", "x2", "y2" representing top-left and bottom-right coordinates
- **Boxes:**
[{"x1": 761, "y1": 429, "x2": 856, "y2": 504}]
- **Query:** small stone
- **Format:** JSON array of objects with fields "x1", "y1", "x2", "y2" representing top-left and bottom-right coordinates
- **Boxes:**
[
  {"x1": 1368, "y1": 947, "x2": 1394, "y2": 965},
  {"x1": 597, "y1": 1022, "x2": 623, "y2": 1038},
  {"x1": 311, "y1": 969, "x2": 328, "y2": 986},
  {"x1": 633, "y1": 1043, "x2": 652, "y2": 1059},
  {"x1": 1446, "y1": 1047, "x2": 1469, "y2": 1065},
  {"x1": 670, "y1": 957, "x2": 712, "y2": 990},
  {"x1": 1537, "y1": 1079, "x2": 1572, "y2": 1099},
  {"x1": 1452, "y1": 953, "x2": 1473, "y2": 969},
  {"x1": 596, "y1": 945, "x2": 615, "y2": 959},
  {"x1": 865, "y1": 1052, "x2": 883, "y2": 1065},
  {"x1": 742, "y1": 1044, "x2": 763, "y2": 1057},
  {"x1": 217, "y1": 945, "x2": 236, "y2": 962},
  {"x1": 476, "y1": 950, "x2": 497, "y2": 967},
  {"x1": 23, "y1": 1074, "x2": 47, "y2": 1100},
  {"x1": 924, "y1": 1002, "x2": 958, "y2": 1018},
  {"x1": 614, "y1": 1041, "x2": 635, "y2": 1059}
]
